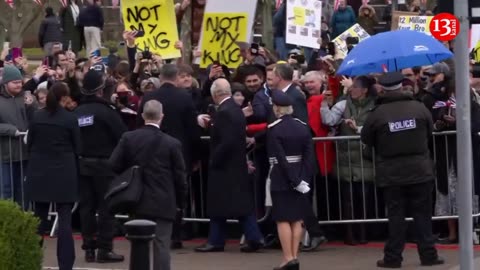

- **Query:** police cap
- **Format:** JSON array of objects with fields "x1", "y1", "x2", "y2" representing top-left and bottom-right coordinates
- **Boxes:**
[
  {"x1": 81, "y1": 69, "x2": 105, "y2": 96},
  {"x1": 271, "y1": 90, "x2": 293, "y2": 106},
  {"x1": 378, "y1": 72, "x2": 404, "y2": 91}
]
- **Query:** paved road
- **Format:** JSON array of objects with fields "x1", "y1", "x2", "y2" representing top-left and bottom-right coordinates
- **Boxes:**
[{"x1": 41, "y1": 238, "x2": 480, "y2": 270}]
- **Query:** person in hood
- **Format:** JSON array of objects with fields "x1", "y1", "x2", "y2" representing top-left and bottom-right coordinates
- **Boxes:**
[
  {"x1": 39, "y1": 7, "x2": 63, "y2": 57},
  {"x1": 357, "y1": 4, "x2": 378, "y2": 35},
  {"x1": 0, "y1": 65, "x2": 37, "y2": 206}
]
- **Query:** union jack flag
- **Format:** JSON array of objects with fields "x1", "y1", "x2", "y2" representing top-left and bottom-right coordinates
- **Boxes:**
[
  {"x1": 334, "y1": 0, "x2": 339, "y2": 10},
  {"x1": 433, "y1": 96, "x2": 456, "y2": 109},
  {"x1": 33, "y1": 0, "x2": 42, "y2": 5},
  {"x1": 59, "y1": 0, "x2": 67, "y2": 7},
  {"x1": 112, "y1": 0, "x2": 119, "y2": 7},
  {"x1": 5, "y1": 0, "x2": 14, "y2": 9}
]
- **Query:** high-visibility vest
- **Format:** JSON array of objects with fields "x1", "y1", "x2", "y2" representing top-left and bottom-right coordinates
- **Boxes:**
[{"x1": 474, "y1": 40, "x2": 480, "y2": 63}]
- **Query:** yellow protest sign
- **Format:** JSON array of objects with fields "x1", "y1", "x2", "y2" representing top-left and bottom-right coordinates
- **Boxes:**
[
  {"x1": 122, "y1": 0, "x2": 181, "y2": 59},
  {"x1": 200, "y1": 13, "x2": 248, "y2": 68},
  {"x1": 398, "y1": 16, "x2": 433, "y2": 34},
  {"x1": 293, "y1": 7, "x2": 305, "y2": 26}
]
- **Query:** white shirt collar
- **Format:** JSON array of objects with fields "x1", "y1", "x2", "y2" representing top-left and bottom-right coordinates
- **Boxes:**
[
  {"x1": 146, "y1": 123, "x2": 160, "y2": 129},
  {"x1": 281, "y1": 83, "x2": 292, "y2": 93},
  {"x1": 219, "y1": 97, "x2": 231, "y2": 106}
]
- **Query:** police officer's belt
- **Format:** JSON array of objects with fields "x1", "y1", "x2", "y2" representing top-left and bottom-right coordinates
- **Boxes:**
[{"x1": 269, "y1": 155, "x2": 302, "y2": 165}]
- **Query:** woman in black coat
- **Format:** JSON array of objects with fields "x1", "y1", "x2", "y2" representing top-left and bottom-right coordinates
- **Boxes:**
[{"x1": 25, "y1": 82, "x2": 81, "y2": 270}]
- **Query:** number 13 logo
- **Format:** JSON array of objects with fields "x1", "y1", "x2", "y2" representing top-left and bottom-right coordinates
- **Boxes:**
[{"x1": 429, "y1": 13, "x2": 460, "y2": 42}]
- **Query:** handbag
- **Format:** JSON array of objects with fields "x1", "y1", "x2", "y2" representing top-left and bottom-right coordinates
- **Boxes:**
[{"x1": 104, "y1": 132, "x2": 163, "y2": 214}]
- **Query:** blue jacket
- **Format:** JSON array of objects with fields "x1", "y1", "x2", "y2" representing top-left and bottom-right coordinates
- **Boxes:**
[{"x1": 330, "y1": 6, "x2": 356, "y2": 39}]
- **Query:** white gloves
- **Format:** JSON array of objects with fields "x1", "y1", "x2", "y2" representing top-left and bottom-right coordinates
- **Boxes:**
[{"x1": 294, "y1": 180, "x2": 310, "y2": 194}]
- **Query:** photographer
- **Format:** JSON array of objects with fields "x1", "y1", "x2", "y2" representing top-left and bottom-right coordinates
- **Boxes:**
[{"x1": 111, "y1": 81, "x2": 140, "y2": 130}]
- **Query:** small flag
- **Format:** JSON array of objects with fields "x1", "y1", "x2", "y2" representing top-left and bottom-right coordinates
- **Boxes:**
[
  {"x1": 382, "y1": 64, "x2": 388, "y2": 72},
  {"x1": 112, "y1": 0, "x2": 119, "y2": 7},
  {"x1": 59, "y1": 0, "x2": 67, "y2": 7},
  {"x1": 33, "y1": 0, "x2": 42, "y2": 5},
  {"x1": 5, "y1": 0, "x2": 14, "y2": 9},
  {"x1": 362, "y1": 0, "x2": 369, "y2": 5},
  {"x1": 275, "y1": 0, "x2": 282, "y2": 10}
]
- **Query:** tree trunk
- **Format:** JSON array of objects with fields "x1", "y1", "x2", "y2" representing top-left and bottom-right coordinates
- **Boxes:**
[
  {"x1": 261, "y1": 0, "x2": 274, "y2": 51},
  {"x1": 0, "y1": 0, "x2": 44, "y2": 47},
  {"x1": 180, "y1": 5, "x2": 193, "y2": 64}
]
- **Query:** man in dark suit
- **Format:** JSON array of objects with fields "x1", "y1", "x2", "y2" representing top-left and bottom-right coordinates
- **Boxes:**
[
  {"x1": 195, "y1": 78, "x2": 263, "y2": 253},
  {"x1": 138, "y1": 64, "x2": 201, "y2": 248},
  {"x1": 270, "y1": 63, "x2": 309, "y2": 123},
  {"x1": 110, "y1": 100, "x2": 187, "y2": 270}
]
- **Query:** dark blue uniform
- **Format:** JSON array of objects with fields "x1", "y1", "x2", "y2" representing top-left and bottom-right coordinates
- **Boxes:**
[{"x1": 267, "y1": 115, "x2": 315, "y2": 222}]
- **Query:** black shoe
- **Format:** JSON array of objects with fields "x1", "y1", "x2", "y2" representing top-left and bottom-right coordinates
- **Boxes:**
[
  {"x1": 273, "y1": 259, "x2": 299, "y2": 270},
  {"x1": 240, "y1": 241, "x2": 262, "y2": 253},
  {"x1": 377, "y1": 259, "x2": 402, "y2": 268},
  {"x1": 437, "y1": 238, "x2": 458, "y2": 245},
  {"x1": 194, "y1": 243, "x2": 224, "y2": 252},
  {"x1": 171, "y1": 241, "x2": 183, "y2": 250},
  {"x1": 421, "y1": 257, "x2": 445, "y2": 266},
  {"x1": 301, "y1": 236, "x2": 327, "y2": 252},
  {"x1": 85, "y1": 250, "x2": 95, "y2": 263},
  {"x1": 96, "y1": 250, "x2": 124, "y2": 263}
]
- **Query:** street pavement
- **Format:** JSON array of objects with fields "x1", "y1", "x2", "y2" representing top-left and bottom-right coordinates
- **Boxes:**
[{"x1": 41, "y1": 238, "x2": 480, "y2": 270}]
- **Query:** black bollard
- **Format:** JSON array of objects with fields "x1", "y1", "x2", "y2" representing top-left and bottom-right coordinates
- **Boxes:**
[{"x1": 125, "y1": 219, "x2": 157, "y2": 270}]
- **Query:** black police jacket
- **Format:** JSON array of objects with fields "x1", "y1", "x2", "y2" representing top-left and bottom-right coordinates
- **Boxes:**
[
  {"x1": 361, "y1": 92, "x2": 434, "y2": 187},
  {"x1": 73, "y1": 96, "x2": 127, "y2": 159}
]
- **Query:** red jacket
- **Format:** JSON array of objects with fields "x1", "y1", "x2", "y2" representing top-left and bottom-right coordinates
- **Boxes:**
[{"x1": 307, "y1": 94, "x2": 335, "y2": 176}]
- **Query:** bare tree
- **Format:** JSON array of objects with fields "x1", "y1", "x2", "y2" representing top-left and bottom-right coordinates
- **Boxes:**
[{"x1": 0, "y1": 0, "x2": 46, "y2": 47}]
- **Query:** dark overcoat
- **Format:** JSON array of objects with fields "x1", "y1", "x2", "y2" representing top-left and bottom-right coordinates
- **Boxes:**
[
  {"x1": 109, "y1": 125, "x2": 188, "y2": 221},
  {"x1": 207, "y1": 98, "x2": 253, "y2": 217},
  {"x1": 25, "y1": 108, "x2": 81, "y2": 203}
]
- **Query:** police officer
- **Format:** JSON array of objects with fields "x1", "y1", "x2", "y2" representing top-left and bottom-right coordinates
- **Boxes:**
[
  {"x1": 361, "y1": 72, "x2": 444, "y2": 268},
  {"x1": 74, "y1": 68, "x2": 127, "y2": 263},
  {"x1": 267, "y1": 91, "x2": 315, "y2": 270}
]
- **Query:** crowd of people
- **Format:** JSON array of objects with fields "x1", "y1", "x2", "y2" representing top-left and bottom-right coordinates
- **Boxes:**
[{"x1": 1, "y1": 0, "x2": 480, "y2": 270}]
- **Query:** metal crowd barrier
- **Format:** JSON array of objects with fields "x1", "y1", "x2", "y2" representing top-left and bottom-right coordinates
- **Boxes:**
[{"x1": 1, "y1": 131, "x2": 480, "y2": 237}]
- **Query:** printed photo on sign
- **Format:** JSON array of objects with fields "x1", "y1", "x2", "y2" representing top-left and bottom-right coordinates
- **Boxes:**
[
  {"x1": 121, "y1": 0, "x2": 180, "y2": 59},
  {"x1": 199, "y1": 13, "x2": 248, "y2": 68},
  {"x1": 332, "y1": 24, "x2": 370, "y2": 59},
  {"x1": 388, "y1": 119, "x2": 416, "y2": 133},
  {"x1": 286, "y1": 0, "x2": 323, "y2": 49}
]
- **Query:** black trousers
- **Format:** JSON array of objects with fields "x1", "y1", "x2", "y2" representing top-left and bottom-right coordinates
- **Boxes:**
[
  {"x1": 79, "y1": 175, "x2": 115, "y2": 251},
  {"x1": 35, "y1": 202, "x2": 75, "y2": 270},
  {"x1": 383, "y1": 181, "x2": 438, "y2": 263}
]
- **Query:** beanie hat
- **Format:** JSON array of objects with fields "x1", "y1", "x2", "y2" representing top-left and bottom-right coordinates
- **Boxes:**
[
  {"x1": 1, "y1": 66, "x2": 23, "y2": 85},
  {"x1": 81, "y1": 69, "x2": 105, "y2": 95}
]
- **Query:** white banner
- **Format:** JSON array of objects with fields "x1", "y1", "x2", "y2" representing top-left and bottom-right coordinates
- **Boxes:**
[{"x1": 286, "y1": 0, "x2": 323, "y2": 49}]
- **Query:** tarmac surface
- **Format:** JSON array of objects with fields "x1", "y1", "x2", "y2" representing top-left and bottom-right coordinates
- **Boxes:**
[{"x1": 41, "y1": 237, "x2": 480, "y2": 270}]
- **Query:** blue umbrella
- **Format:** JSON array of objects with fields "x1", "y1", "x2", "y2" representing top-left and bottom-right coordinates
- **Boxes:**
[{"x1": 336, "y1": 30, "x2": 453, "y2": 76}]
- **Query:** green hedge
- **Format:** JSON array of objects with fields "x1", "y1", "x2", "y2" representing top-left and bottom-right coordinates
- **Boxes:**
[{"x1": 0, "y1": 200, "x2": 42, "y2": 270}]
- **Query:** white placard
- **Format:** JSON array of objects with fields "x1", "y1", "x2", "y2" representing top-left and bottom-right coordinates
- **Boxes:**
[{"x1": 286, "y1": 0, "x2": 323, "y2": 49}]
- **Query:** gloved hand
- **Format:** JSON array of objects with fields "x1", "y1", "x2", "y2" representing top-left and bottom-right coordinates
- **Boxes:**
[{"x1": 294, "y1": 180, "x2": 310, "y2": 194}]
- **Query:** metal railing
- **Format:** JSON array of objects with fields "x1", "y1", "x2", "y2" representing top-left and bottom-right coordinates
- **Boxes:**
[{"x1": 1, "y1": 131, "x2": 479, "y2": 236}]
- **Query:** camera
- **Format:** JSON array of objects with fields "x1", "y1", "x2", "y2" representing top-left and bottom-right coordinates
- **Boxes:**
[{"x1": 142, "y1": 47, "x2": 152, "y2": 60}]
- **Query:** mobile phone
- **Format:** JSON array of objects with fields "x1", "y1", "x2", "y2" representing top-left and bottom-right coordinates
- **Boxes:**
[
  {"x1": 327, "y1": 42, "x2": 336, "y2": 56},
  {"x1": 42, "y1": 56, "x2": 49, "y2": 67},
  {"x1": 135, "y1": 31, "x2": 145, "y2": 38},
  {"x1": 92, "y1": 49, "x2": 101, "y2": 57},
  {"x1": 12, "y1": 47, "x2": 22, "y2": 61},
  {"x1": 213, "y1": 60, "x2": 220, "y2": 66},
  {"x1": 250, "y1": 43, "x2": 259, "y2": 56}
]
